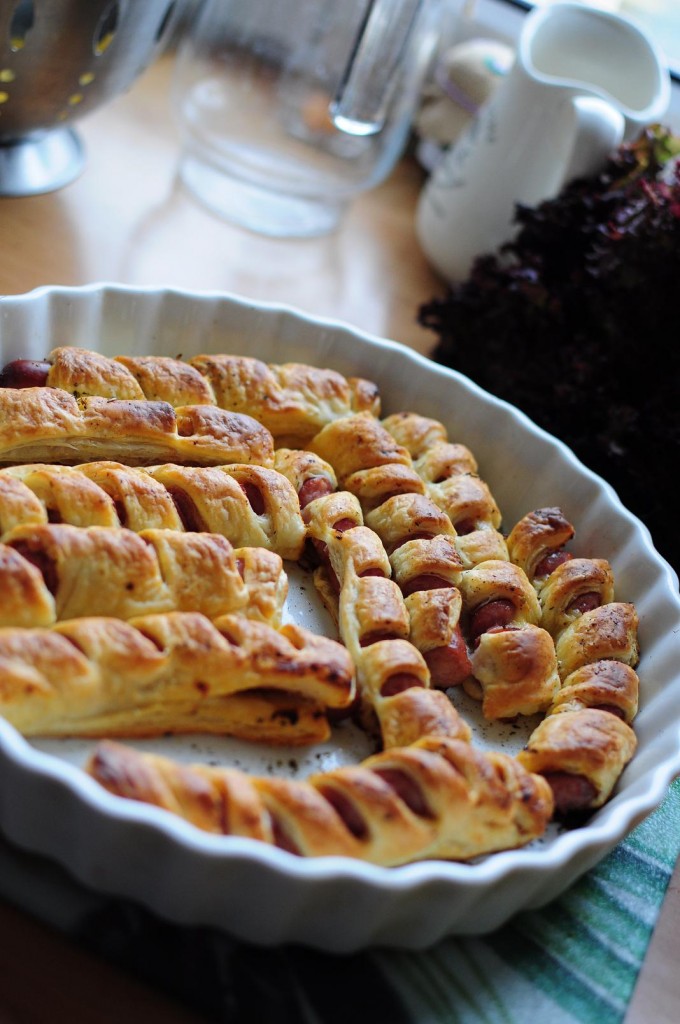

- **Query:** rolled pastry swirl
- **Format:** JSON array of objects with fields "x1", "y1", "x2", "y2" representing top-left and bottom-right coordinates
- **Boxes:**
[
  {"x1": 0, "y1": 612, "x2": 354, "y2": 743},
  {"x1": 507, "y1": 507, "x2": 638, "y2": 816},
  {"x1": 0, "y1": 388, "x2": 274, "y2": 467},
  {"x1": 87, "y1": 734, "x2": 553, "y2": 866},
  {"x1": 0, "y1": 461, "x2": 306, "y2": 560},
  {"x1": 0, "y1": 347, "x2": 380, "y2": 446},
  {"x1": 0, "y1": 523, "x2": 287, "y2": 627}
]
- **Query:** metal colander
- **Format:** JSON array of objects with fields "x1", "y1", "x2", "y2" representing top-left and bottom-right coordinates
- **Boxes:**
[{"x1": 0, "y1": 0, "x2": 187, "y2": 196}]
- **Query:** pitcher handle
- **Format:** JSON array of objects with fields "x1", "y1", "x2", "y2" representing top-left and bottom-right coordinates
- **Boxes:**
[
  {"x1": 561, "y1": 95, "x2": 626, "y2": 187},
  {"x1": 331, "y1": 0, "x2": 426, "y2": 136}
]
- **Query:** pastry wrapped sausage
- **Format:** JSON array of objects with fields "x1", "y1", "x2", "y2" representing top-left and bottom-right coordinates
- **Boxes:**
[
  {"x1": 0, "y1": 462, "x2": 306, "y2": 559},
  {"x1": 0, "y1": 348, "x2": 380, "y2": 445},
  {"x1": 0, "y1": 611, "x2": 355, "y2": 740},
  {"x1": 456, "y1": 559, "x2": 560, "y2": 717},
  {"x1": 0, "y1": 524, "x2": 288, "y2": 627},
  {"x1": 0, "y1": 388, "x2": 274, "y2": 467},
  {"x1": 86, "y1": 734, "x2": 553, "y2": 865},
  {"x1": 509, "y1": 507, "x2": 639, "y2": 817},
  {"x1": 381, "y1": 411, "x2": 508, "y2": 567}
]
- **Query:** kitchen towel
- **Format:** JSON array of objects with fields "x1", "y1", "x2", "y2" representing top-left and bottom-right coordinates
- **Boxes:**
[{"x1": 1, "y1": 777, "x2": 678, "y2": 1023}]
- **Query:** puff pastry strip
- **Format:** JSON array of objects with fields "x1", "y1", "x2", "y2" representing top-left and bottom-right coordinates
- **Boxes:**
[
  {"x1": 308, "y1": 417, "x2": 473, "y2": 688},
  {"x1": 509, "y1": 508, "x2": 639, "y2": 816},
  {"x1": 0, "y1": 462, "x2": 306, "y2": 559},
  {"x1": 302, "y1": 492, "x2": 467, "y2": 747},
  {"x1": 2, "y1": 348, "x2": 380, "y2": 444},
  {"x1": 0, "y1": 388, "x2": 274, "y2": 467},
  {"x1": 452, "y1": 558, "x2": 560, "y2": 719},
  {"x1": 0, "y1": 524, "x2": 287, "y2": 627},
  {"x1": 0, "y1": 612, "x2": 354, "y2": 739},
  {"x1": 381, "y1": 412, "x2": 508, "y2": 567},
  {"x1": 86, "y1": 735, "x2": 553, "y2": 865}
]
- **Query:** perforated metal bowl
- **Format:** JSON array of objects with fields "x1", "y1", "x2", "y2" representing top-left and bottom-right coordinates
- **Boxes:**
[{"x1": 0, "y1": 0, "x2": 186, "y2": 196}]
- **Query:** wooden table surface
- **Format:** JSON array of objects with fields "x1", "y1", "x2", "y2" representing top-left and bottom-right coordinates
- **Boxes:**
[{"x1": 0, "y1": 52, "x2": 678, "y2": 1023}]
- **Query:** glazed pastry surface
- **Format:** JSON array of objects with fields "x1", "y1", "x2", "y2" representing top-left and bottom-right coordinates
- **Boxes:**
[{"x1": 0, "y1": 351, "x2": 643, "y2": 861}]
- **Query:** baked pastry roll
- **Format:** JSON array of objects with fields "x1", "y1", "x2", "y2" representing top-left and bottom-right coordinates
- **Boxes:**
[
  {"x1": 537, "y1": 558, "x2": 616, "y2": 638},
  {"x1": 389, "y1": 534, "x2": 464, "y2": 596},
  {"x1": 0, "y1": 388, "x2": 274, "y2": 467},
  {"x1": 381, "y1": 411, "x2": 506, "y2": 569},
  {"x1": 427, "y1": 474, "x2": 508, "y2": 567},
  {"x1": 516, "y1": 709, "x2": 637, "y2": 815},
  {"x1": 150, "y1": 463, "x2": 305, "y2": 560},
  {"x1": 549, "y1": 660, "x2": 639, "y2": 724},
  {"x1": 0, "y1": 462, "x2": 305, "y2": 560},
  {"x1": 188, "y1": 354, "x2": 381, "y2": 444},
  {"x1": 357, "y1": 638, "x2": 471, "y2": 748},
  {"x1": 380, "y1": 412, "x2": 448, "y2": 457},
  {"x1": 458, "y1": 559, "x2": 542, "y2": 633},
  {"x1": 469, "y1": 624, "x2": 560, "y2": 718},
  {"x1": 413, "y1": 443, "x2": 479, "y2": 482},
  {"x1": 309, "y1": 412, "x2": 411, "y2": 484},
  {"x1": 404, "y1": 588, "x2": 472, "y2": 689},
  {"x1": 86, "y1": 735, "x2": 553, "y2": 865},
  {"x1": 339, "y1": 568, "x2": 411, "y2": 653},
  {"x1": 0, "y1": 464, "x2": 119, "y2": 534},
  {"x1": 0, "y1": 524, "x2": 290, "y2": 627},
  {"x1": 554, "y1": 602, "x2": 639, "y2": 681},
  {"x1": 365, "y1": 492, "x2": 456, "y2": 555},
  {"x1": 0, "y1": 612, "x2": 354, "y2": 740},
  {"x1": 343, "y1": 464, "x2": 426, "y2": 514},
  {"x1": 14, "y1": 347, "x2": 380, "y2": 444},
  {"x1": 273, "y1": 449, "x2": 337, "y2": 510},
  {"x1": 506, "y1": 506, "x2": 575, "y2": 582}
]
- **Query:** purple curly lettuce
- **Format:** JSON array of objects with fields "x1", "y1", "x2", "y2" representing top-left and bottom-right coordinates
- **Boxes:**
[{"x1": 419, "y1": 125, "x2": 680, "y2": 570}]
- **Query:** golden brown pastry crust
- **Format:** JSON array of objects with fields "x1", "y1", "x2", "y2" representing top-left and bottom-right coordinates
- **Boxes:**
[
  {"x1": 0, "y1": 612, "x2": 355, "y2": 738},
  {"x1": 0, "y1": 461, "x2": 306, "y2": 558},
  {"x1": 469, "y1": 624, "x2": 560, "y2": 718},
  {"x1": 0, "y1": 350, "x2": 641, "y2": 859},
  {"x1": 0, "y1": 388, "x2": 274, "y2": 467},
  {"x1": 516, "y1": 709, "x2": 637, "y2": 810},
  {"x1": 87, "y1": 735, "x2": 553, "y2": 865},
  {"x1": 0, "y1": 524, "x2": 290, "y2": 627},
  {"x1": 508, "y1": 507, "x2": 640, "y2": 815},
  {"x1": 43, "y1": 348, "x2": 380, "y2": 443},
  {"x1": 550, "y1": 660, "x2": 639, "y2": 723}
]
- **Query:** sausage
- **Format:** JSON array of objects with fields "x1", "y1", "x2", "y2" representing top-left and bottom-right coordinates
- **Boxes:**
[
  {"x1": 0, "y1": 358, "x2": 50, "y2": 389},
  {"x1": 238, "y1": 480, "x2": 266, "y2": 516},
  {"x1": 402, "y1": 573, "x2": 452, "y2": 597},
  {"x1": 567, "y1": 591, "x2": 601, "y2": 615},
  {"x1": 167, "y1": 487, "x2": 206, "y2": 532},
  {"x1": 534, "y1": 549, "x2": 573, "y2": 578},
  {"x1": 468, "y1": 598, "x2": 515, "y2": 641},
  {"x1": 7, "y1": 540, "x2": 58, "y2": 594},
  {"x1": 453, "y1": 517, "x2": 477, "y2": 536},
  {"x1": 542, "y1": 771, "x2": 597, "y2": 816},
  {"x1": 593, "y1": 703, "x2": 626, "y2": 720},
  {"x1": 359, "y1": 629, "x2": 402, "y2": 648},
  {"x1": 297, "y1": 476, "x2": 334, "y2": 509},
  {"x1": 424, "y1": 627, "x2": 472, "y2": 687},
  {"x1": 316, "y1": 785, "x2": 368, "y2": 839},
  {"x1": 373, "y1": 767, "x2": 432, "y2": 817},
  {"x1": 380, "y1": 673, "x2": 425, "y2": 697}
]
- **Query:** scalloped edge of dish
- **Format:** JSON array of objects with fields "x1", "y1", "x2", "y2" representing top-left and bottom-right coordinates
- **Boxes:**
[{"x1": 0, "y1": 282, "x2": 678, "y2": 951}]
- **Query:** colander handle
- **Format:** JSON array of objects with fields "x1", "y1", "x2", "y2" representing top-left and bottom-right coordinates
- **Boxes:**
[{"x1": 330, "y1": 0, "x2": 427, "y2": 136}]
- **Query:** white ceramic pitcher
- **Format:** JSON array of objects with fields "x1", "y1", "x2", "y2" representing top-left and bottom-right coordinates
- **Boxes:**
[{"x1": 416, "y1": 2, "x2": 671, "y2": 282}]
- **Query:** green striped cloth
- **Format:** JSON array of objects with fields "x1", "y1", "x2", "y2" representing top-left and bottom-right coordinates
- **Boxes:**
[
  {"x1": 374, "y1": 778, "x2": 680, "y2": 1024},
  {"x1": 1, "y1": 779, "x2": 679, "y2": 1021}
]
